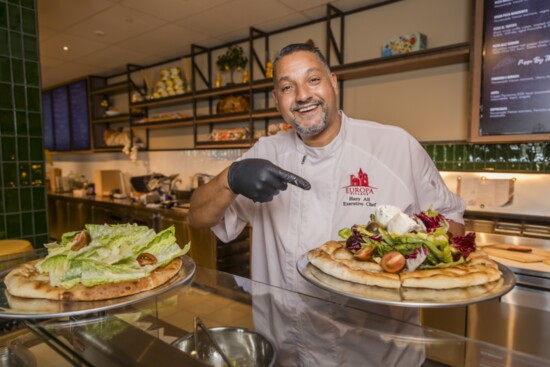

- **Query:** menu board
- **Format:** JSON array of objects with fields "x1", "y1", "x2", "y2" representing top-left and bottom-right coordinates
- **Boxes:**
[
  {"x1": 52, "y1": 86, "x2": 71, "y2": 151},
  {"x1": 42, "y1": 79, "x2": 90, "y2": 151},
  {"x1": 480, "y1": 0, "x2": 550, "y2": 136},
  {"x1": 41, "y1": 91, "x2": 54, "y2": 151},
  {"x1": 69, "y1": 80, "x2": 90, "y2": 150}
]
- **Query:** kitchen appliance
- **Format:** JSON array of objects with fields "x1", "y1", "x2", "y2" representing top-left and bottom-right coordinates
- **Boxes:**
[
  {"x1": 130, "y1": 173, "x2": 179, "y2": 194},
  {"x1": 94, "y1": 170, "x2": 126, "y2": 197},
  {"x1": 46, "y1": 168, "x2": 63, "y2": 192}
]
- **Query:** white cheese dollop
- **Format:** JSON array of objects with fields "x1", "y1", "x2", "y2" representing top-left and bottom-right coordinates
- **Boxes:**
[
  {"x1": 387, "y1": 212, "x2": 422, "y2": 235},
  {"x1": 374, "y1": 205, "x2": 403, "y2": 226}
]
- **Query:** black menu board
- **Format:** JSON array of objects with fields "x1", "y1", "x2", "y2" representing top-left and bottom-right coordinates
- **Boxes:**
[
  {"x1": 52, "y1": 86, "x2": 71, "y2": 151},
  {"x1": 41, "y1": 90, "x2": 54, "y2": 151},
  {"x1": 42, "y1": 78, "x2": 90, "y2": 151},
  {"x1": 480, "y1": 0, "x2": 550, "y2": 136},
  {"x1": 69, "y1": 80, "x2": 90, "y2": 150}
]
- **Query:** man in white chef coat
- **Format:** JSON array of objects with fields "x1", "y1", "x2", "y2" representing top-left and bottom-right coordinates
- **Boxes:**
[
  {"x1": 189, "y1": 42, "x2": 465, "y2": 292},
  {"x1": 189, "y1": 42, "x2": 466, "y2": 366}
]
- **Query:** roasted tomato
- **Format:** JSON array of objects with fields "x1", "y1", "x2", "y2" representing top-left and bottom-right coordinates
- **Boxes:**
[
  {"x1": 137, "y1": 252, "x2": 158, "y2": 266},
  {"x1": 380, "y1": 251, "x2": 406, "y2": 273},
  {"x1": 71, "y1": 230, "x2": 90, "y2": 251},
  {"x1": 354, "y1": 244, "x2": 376, "y2": 261}
]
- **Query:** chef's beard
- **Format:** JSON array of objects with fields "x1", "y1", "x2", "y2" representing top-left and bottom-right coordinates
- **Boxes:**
[{"x1": 288, "y1": 99, "x2": 328, "y2": 137}]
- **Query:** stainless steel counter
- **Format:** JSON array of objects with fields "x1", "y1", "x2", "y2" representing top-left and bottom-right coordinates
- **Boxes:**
[{"x1": 0, "y1": 251, "x2": 547, "y2": 367}]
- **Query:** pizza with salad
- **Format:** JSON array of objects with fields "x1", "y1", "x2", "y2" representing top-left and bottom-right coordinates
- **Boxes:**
[
  {"x1": 307, "y1": 205, "x2": 502, "y2": 290},
  {"x1": 3, "y1": 224, "x2": 190, "y2": 301}
]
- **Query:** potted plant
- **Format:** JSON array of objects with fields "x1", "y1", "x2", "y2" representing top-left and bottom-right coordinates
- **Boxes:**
[{"x1": 216, "y1": 45, "x2": 248, "y2": 85}]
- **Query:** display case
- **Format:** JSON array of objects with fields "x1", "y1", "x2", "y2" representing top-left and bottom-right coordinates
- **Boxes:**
[{"x1": 0, "y1": 250, "x2": 547, "y2": 366}]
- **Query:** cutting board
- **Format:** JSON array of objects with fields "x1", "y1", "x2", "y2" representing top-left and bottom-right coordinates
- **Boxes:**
[{"x1": 483, "y1": 244, "x2": 550, "y2": 263}]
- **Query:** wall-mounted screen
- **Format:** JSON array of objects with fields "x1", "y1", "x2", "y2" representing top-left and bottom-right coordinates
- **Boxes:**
[{"x1": 471, "y1": 0, "x2": 550, "y2": 141}]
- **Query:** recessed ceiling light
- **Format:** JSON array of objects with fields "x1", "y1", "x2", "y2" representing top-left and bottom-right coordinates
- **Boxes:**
[{"x1": 62, "y1": 46, "x2": 70, "y2": 51}]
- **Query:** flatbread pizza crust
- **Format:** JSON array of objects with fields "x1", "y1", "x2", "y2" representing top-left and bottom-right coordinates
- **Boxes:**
[
  {"x1": 4, "y1": 258, "x2": 183, "y2": 301},
  {"x1": 307, "y1": 241, "x2": 502, "y2": 290}
]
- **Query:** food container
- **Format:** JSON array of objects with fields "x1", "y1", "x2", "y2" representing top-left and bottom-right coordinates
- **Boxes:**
[
  {"x1": 382, "y1": 32, "x2": 427, "y2": 57},
  {"x1": 172, "y1": 327, "x2": 276, "y2": 367}
]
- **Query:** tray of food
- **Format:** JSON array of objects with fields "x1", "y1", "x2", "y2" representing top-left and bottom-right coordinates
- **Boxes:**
[
  {"x1": 297, "y1": 205, "x2": 515, "y2": 307},
  {"x1": 0, "y1": 224, "x2": 195, "y2": 318}
]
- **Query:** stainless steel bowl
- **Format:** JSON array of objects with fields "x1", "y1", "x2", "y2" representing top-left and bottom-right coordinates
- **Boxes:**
[{"x1": 172, "y1": 327, "x2": 276, "y2": 367}]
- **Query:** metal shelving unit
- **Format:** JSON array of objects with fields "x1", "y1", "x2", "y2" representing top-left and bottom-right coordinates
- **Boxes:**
[{"x1": 81, "y1": 0, "x2": 472, "y2": 153}]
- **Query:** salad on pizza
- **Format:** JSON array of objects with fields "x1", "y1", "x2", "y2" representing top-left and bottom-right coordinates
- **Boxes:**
[
  {"x1": 3, "y1": 223, "x2": 191, "y2": 301},
  {"x1": 307, "y1": 205, "x2": 502, "y2": 290}
]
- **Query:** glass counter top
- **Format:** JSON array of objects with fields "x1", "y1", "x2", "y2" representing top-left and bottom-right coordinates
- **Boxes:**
[{"x1": 0, "y1": 252, "x2": 547, "y2": 366}]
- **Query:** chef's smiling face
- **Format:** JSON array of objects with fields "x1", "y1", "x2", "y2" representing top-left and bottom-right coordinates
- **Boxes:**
[{"x1": 272, "y1": 50, "x2": 341, "y2": 147}]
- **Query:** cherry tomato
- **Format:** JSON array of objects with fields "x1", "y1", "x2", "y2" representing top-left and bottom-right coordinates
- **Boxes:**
[
  {"x1": 380, "y1": 251, "x2": 406, "y2": 273},
  {"x1": 137, "y1": 252, "x2": 158, "y2": 266},
  {"x1": 354, "y1": 244, "x2": 376, "y2": 261},
  {"x1": 71, "y1": 230, "x2": 90, "y2": 251}
]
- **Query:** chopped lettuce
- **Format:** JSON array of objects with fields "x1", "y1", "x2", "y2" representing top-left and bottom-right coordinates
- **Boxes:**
[
  {"x1": 338, "y1": 205, "x2": 476, "y2": 272},
  {"x1": 37, "y1": 224, "x2": 190, "y2": 289}
]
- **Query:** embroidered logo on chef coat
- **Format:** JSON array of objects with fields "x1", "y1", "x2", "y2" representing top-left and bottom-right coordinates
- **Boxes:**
[{"x1": 342, "y1": 168, "x2": 377, "y2": 207}]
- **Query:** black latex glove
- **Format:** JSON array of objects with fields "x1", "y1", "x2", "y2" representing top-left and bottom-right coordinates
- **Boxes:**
[{"x1": 227, "y1": 159, "x2": 311, "y2": 202}]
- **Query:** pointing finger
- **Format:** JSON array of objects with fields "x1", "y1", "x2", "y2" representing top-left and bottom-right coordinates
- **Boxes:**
[{"x1": 272, "y1": 167, "x2": 311, "y2": 190}]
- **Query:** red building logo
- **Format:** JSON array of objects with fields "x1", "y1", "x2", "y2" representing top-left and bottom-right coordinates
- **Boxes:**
[{"x1": 344, "y1": 168, "x2": 377, "y2": 195}]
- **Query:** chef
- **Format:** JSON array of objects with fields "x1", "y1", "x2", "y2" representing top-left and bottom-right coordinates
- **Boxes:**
[
  {"x1": 189, "y1": 42, "x2": 466, "y2": 366},
  {"x1": 188, "y1": 42, "x2": 466, "y2": 293}
]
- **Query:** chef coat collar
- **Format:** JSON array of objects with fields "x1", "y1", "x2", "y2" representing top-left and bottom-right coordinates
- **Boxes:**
[{"x1": 294, "y1": 110, "x2": 347, "y2": 159}]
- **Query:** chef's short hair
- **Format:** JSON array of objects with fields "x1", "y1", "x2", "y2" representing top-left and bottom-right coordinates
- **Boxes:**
[{"x1": 272, "y1": 43, "x2": 331, "y2": 81}]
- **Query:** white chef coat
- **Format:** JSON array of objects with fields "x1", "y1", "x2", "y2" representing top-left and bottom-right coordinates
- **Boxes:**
[{"x1": 213, "y1": 112, "x2": 466, "y2": 293}]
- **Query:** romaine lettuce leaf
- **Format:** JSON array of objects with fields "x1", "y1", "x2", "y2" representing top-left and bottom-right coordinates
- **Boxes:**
[{"x1": 40, "y1": 224, "x2": 190, "y2": 289}]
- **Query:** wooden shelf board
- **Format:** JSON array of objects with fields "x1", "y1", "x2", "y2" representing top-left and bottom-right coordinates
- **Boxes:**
[
  {"x1": 132, "y1": 118, "x2": 194, "y2": 130},
  {"x1": 332, "y1": 43, "x2": 470, "y2": 80},
  {"x1": 195, "y1": 84, "x2": 250, "y2": 99},
  {"x1": 131, "y1": 94, "x2": 194, "y2": 108},
  {"x1": 195, "y1": 112, "x2": 250, "y2": 125},
  {"x1": 195, "y1": 141, "x2": 252, "y2": 149},
  {"x1": 251, "y1": 109, "x2": 279, "y2": 119},
  {"x1": 90, "y1": 82, "x2": 128, "y2": 95},
  {"x1": 251, "y1": 79, "x2": 273, "y2": 91},
  {"x1": 91, "y1": 114, "x2": 131, "y2": 124}
]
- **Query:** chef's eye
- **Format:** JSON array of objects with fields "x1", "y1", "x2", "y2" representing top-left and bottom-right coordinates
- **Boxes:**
[
  {"x1": 309, "y1": 77, "x2": 321, "y2": 85},
  {"x1": 280, "y1": 84, "x2": 293, "y2": 93}
]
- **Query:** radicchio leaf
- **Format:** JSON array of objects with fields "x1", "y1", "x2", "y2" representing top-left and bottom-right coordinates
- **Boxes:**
[
  {"x1": 414, "y1": 211, "x2": 447, "y2": 233},
  {"x1": 405, "y1": 246, "x2": 428, "y2": 272},
  {"x1": 450, "y1": 232, "x2": 477, "y2": 260}
]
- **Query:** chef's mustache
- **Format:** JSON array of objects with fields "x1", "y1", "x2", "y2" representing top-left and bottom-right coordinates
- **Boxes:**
[{"x1": 291, "y1": 98, "x2": 325, "y2": 112}]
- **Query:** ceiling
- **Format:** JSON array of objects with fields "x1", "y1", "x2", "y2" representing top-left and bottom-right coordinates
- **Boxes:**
[{"x1": 37, "y1": 0, "x2": 383, "y2": 89}]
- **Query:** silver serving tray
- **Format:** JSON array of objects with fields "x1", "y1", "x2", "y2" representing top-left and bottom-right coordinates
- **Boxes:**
[
  {"x1": 296, "y1": 253, "x2": 515, "y2": 308},
  {"x1": 0, "y1": 255, "x2": 195, "y2": 319}
]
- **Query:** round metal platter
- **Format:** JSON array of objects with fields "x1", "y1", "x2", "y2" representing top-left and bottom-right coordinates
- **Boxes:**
[
  {"x1": 0, "y1": 256, "x2": 196, "y2": 319},
  {"x1": 296, "y1": 253, "x2": 516, "y2": 308}
]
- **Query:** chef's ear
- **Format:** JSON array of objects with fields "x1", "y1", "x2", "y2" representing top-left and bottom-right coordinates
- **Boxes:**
[{"x1": 330, "y1": 73, "x2": 338, "y2": 94}]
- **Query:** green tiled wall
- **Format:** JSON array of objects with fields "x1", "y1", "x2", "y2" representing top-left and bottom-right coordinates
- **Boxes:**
[
  {"x1": 423, "y1": 142, "x2": 549, "y2": 173},
  {"x1": 0, "y1": 0, "x2": 48, "y2": 247}
]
